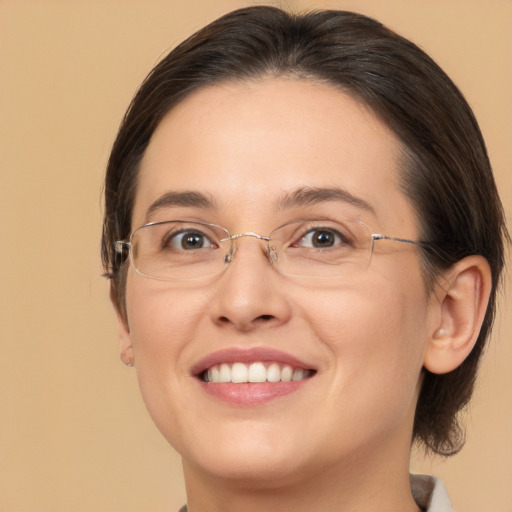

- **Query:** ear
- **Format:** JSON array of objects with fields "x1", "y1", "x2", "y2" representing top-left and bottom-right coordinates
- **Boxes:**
[
  {"x1": 424, "y1": 255, "x2": 492, "y2": 375},
  {"x1": 110, "y1": 282, "x2": 134, "y2": 367}
]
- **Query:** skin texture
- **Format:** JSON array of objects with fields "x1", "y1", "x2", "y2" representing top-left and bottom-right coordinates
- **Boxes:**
[{"x1": 114, "y1": 78, "x2": 491, "y2": 512}]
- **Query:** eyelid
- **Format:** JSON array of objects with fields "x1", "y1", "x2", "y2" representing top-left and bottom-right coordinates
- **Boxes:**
[
  {"x1": 163, "y1": 229, "x2": 214, "y2": 249},
  {"x1": 279, "y1": 218, "x2": 354, "y2": 233},
  {"x1": 293, "y1": 225, "x2": 347, "y2": 247},
  {"x1": 138, "y1": 218, "x2": 365, "y2": 245},
  {"x1": 162, "y1": 223, "x2": 221, "y2": 246}
]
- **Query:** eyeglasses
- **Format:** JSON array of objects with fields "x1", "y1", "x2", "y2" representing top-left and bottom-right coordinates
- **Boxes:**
[{"x1": 115, "y1": 218, "x2": 428, "y2": 281}]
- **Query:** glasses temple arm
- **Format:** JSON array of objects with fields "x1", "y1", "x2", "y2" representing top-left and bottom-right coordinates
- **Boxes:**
[
  {"x1": 115, "y1": 240, "x2": 131, "y2": 254},
  {"x1": 372, "y1": 234, "x2": 431, "y2": 248}
]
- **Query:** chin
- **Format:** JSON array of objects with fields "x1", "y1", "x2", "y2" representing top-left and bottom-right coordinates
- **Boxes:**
[
  {"x1": 177, "y1": 423, "x2": 311, "y2": 486},
  {"x1": 184, "y1": 451, "x2": 309, "y2": 489}
]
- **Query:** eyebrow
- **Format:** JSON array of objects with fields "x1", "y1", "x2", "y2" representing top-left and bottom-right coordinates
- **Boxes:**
[
  {"x1": 275, "y1": 186, "x2": 375, "y2": 214},
  {"x1": 145, "y1": 191, "x2": 216, "y2": 222},
  {"x1": 144, "y1": 186, "x2": 375, "y2": 222}
]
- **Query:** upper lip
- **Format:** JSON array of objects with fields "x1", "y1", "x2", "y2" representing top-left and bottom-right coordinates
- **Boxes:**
[{"x1": 191, "y1": 347, "x2": 316, "y2": 377}]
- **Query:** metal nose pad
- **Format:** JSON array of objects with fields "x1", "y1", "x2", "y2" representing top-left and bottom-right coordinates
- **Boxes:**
[{"x1": 221, "y1": 232, "x2": 272, "y2": 266}]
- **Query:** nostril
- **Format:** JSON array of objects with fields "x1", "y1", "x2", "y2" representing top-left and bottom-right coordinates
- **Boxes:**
[{"x1": 257, "y1": 314, "x2": 274, "y2": 322}]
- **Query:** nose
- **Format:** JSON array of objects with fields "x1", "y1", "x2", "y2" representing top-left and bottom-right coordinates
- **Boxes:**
[{"x1": 210, "y1": 235, "x2": 292, "y2": 332}]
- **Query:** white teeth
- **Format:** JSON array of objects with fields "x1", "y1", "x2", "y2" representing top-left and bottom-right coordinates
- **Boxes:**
[
  {"x1": 231, "y1": 362, "x2": 248, "y2": 383},
  {"x1": 203, "y1": 362, "x2": 312, "y2": 383},
  {"x1": 281, "y1": 365, "x2": 293, "y2": 382},
  {"x1": 292, "y1": 369, "x2": 305, "y2": 381},
  {"x1": 266, "y1": 363, "x2": 281, "y2": 382},
  {"x1": 248, "y1": 362, "x2": 267, "y2": 382},
  {"x1": 219, "y1": 363, "x2": 231, "y2": 383}
]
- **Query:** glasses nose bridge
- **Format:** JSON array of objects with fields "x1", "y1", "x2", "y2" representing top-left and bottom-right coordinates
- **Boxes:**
[
  {"x1": 230, "y1": 231, "x2": 270, "y2": 242},
  {"x1": 222, "y1": 231, "x2": 274, "y2": 265}
]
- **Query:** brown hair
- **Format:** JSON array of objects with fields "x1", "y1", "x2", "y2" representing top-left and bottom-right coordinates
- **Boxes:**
[{"x1": 102, "y1": 6, "x2": 508, "y2": 456}]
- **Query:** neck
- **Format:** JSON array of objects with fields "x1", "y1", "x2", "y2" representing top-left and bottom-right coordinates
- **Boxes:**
[{"x1": 182, "y1": 438, "x2": 421, "y2": 512}]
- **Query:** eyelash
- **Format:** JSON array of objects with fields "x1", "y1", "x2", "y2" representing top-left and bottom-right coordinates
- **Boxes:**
[
  {"x1": 161, "y1": 229, "x2": 216, "y2": 250},
  {"x1": 292, "y1": 226, "x2": 349, "y2": 248},
  {"x1": 153, "y1": 219, "x2": 358, "y2": 253}
]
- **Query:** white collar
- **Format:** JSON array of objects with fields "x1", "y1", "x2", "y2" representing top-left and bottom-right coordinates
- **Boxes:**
[{"x1": 411, "y1": 474, "x2": 454, "y2": 511}]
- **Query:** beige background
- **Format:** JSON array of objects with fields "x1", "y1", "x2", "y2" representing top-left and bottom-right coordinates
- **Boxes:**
[{"x1": 0, "y1": 1, "x2": 510, "y2": 511}]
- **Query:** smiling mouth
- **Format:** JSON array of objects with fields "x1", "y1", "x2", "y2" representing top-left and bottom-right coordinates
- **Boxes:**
[{"x1": 200, "y1": 362, "x2": 315, "y2": 383}]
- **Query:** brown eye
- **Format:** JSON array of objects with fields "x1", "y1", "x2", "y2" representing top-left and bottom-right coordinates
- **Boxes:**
[
  {"x1": 296, "y1": 228, "x2": 345, "y2": 249},
  {"x1": 164, "y1": 230, "x2": 214, "y2": 250}
]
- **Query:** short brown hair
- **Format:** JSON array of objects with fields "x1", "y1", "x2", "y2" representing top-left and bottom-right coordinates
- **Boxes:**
[{"x1": 102, "y1": 6, "x2": 508, "y2": 456}]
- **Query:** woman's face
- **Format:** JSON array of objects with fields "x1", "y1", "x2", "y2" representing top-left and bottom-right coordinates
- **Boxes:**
[{"x1": 119, "y1": 78, "x2": 438, "y2": 485}]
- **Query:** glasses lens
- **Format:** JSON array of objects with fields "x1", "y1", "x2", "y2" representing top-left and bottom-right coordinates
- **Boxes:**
[
  {"x1": 130, "y1": 221, "x2": 230, "y2": 280},
  {"x1": 269, "y1": 219, "x2": 373, "y2": 278}
]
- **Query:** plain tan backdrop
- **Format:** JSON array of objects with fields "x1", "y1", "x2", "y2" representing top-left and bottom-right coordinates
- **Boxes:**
[{"x1": 0, "y1": 1, "x2": 510, "y2": 511}]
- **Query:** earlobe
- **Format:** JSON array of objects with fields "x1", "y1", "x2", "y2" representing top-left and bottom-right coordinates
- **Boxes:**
[
  {"x1": 110, "y1": 283, "x2": 135, "y2": 368},
  {"x1": 424, "y1": 255, "x2": 492, "y2": 375},
  {"x1": 118, "y1": 319, "x2": 135, "y2": 367}
]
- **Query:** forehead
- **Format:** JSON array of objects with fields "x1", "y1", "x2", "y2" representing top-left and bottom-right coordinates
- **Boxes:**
[{"x1": 134, "y1": 78, "x2": 416, "y2": 234}]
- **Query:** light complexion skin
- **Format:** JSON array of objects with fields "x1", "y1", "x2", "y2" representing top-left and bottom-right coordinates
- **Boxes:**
[{"x1": 114, "y1": 78, "x2": 491, "y2": 512}]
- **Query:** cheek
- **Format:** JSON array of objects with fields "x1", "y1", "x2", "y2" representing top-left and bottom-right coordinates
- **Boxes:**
[
  {"x1": 123, "y1": 280, "x2": 215, "y2": 448},
  {"x1": 299, "y1": 275, "x2": 429, "y2": 405},
  {"x1": 126, "y1": 278, "x2": 204, "y2": 351},
  {"x1": 124, "y1": 278, "x2": 206, "y2": 396}
]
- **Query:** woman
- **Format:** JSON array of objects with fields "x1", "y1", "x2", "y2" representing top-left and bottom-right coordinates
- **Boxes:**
[{"x1": 102, "y1": 7, "x2": 507, "y2": 511}]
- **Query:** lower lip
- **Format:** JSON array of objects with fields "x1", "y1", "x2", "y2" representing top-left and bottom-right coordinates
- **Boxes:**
[{"x1": 198, "y1": 379, "x2": 310, "y2": 406}]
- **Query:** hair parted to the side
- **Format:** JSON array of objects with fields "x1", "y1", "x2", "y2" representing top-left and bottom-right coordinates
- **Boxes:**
[{"x1": 102, "y1": 6, "x2": 508, "y2": 456}]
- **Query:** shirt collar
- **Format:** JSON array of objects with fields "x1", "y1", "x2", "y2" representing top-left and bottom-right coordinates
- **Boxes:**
[{"x1": 411, "y1": 474, "x2": 454, "y2": 511}]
